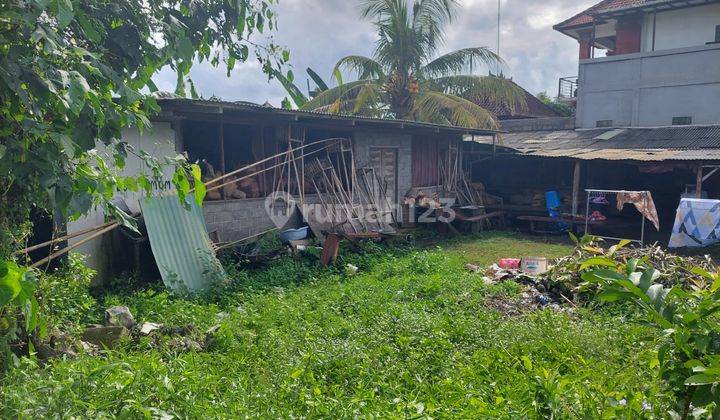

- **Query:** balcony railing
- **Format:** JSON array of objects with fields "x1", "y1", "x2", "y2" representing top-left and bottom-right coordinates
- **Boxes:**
[{"x1": 557, "y1": 76, "x2": 578, "y2": 101}]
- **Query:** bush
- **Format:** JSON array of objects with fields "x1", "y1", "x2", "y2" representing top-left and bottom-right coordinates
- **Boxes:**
[{"x1": 35, "y1": 254, "x2": 100, "y2": 332}]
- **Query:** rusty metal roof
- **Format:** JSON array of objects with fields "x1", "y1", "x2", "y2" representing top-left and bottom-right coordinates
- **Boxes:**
[
  {"x1": 156, "y1": 97, "x2": 501, "y2": 136},
  {"x1": 478, "y1": 125, "x2": 720, "y2": 162}
]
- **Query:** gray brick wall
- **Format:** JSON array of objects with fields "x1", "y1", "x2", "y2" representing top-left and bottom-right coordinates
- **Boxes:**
[
  {"x1": 353, "y1": 129, "x2": 413, "y2": 202},
  {"x1": 204, "y1": 198, "x2": 277, "y2": 242},
  {"x1": 500, "y1": 117, "x2": 575, "y2": 132}
]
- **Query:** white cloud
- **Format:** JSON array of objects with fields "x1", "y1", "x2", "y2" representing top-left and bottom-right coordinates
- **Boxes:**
[{"x1": 152, "y1": 0, "x2": 598, "y2": 103}]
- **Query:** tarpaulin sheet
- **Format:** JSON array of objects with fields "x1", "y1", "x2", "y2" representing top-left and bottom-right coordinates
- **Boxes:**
[
  {"x1": 141, "y1": 195, "x2": 225, "y2": 292},
  {"x1": 668, "y1": 198, "x2": 720, "y2": 248}
]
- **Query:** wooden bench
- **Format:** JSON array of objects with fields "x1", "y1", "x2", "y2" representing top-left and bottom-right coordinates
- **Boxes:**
[
  {"x1": 454, "y1": 210, "x2": 507, "y2": 233},
  {"x1": 516, "y1": 215, "x2": 600, "y2": 235}
]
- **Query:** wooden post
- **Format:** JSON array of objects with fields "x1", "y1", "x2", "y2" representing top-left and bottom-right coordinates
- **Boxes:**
[
  {"x1": 571, "y1": 161, "x2": 581, "y2": 216},
  {"x1": 320, "y1": 233, "x2": 341, "y2": 266},
  {"x1": 696, "y1": 164, "x2": 704, "y2": 198},
  {"x1": 219, "y1": 116, "x2": 226, "y2": 199}
]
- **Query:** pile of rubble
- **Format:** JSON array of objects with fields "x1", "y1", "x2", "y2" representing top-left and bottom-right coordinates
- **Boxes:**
[
  {"x1": 466, "y1": 262, "x2": 574, "y2": 316},
  {"x1": 35, "y1": 306, "x2": 224, "y2": 362}
]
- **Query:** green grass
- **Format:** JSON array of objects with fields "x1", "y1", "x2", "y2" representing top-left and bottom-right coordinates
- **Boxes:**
[{"x1": 1, "y1": 232, "x2": 667, "y2": 418}]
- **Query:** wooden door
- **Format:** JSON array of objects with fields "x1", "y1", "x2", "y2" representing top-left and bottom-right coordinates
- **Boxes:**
[{"x1": 369, "y1": 147, "x2": 398, "y2": 220}]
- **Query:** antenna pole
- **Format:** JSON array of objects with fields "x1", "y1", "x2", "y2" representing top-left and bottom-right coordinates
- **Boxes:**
[{"x1": 497, "y1": 0, "x2": 501, "y2": 75}]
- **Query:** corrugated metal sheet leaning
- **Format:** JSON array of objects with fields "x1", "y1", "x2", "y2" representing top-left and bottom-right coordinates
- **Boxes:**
[
  {"x1": 140, "y1": 194, "x2": 226, "y2": 293},
  {"x1": 475, "y1": 125, "x2": 720, "y2": 162}
]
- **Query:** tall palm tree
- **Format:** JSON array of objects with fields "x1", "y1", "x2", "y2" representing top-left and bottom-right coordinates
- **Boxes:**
[{"x1": 301, "y1": 0, "x2": 526, "y2": 129}]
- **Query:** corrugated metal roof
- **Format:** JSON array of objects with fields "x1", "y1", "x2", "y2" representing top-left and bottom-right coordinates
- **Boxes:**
[
  {"x1": 481, "y1": 125, "x2": 720, "y2": 161},
  {"x1": 141, "y1": 195, "x2": 225, "y2": 293},
  {"x1": 157, "y1": 97, "x2": 501, "y2": 136}
]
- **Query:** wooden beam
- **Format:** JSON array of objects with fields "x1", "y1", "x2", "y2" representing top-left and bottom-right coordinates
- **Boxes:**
[
  {"x1": 571, "y1": 161, "x2": 582, "y2": 216},
  {"x1": 702, "y1": 166, "x2": 720, "y2": 182},
  {"x1": 219, "y1": 116, "x2": 226, "y2": 199},
  {"x1": 696, "y1": 164, "x2": 704, "y2": 198}
]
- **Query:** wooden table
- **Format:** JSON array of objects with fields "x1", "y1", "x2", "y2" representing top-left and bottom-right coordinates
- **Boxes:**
[{"x1": 516, "y1": 215, "x2": 601, "y2": 235}]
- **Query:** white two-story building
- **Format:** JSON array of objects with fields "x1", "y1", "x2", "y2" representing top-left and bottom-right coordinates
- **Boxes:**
[{"x1": 556, "y1": 0, "x2": 720, "y2": 128}]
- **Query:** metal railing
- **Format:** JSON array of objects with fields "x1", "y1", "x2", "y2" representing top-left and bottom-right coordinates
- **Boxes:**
[{"x1": 558, "y1": 76, "x2": 578, "y2": 101}]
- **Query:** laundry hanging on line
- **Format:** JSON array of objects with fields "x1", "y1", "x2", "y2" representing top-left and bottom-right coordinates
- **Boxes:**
[{"x1": 616, "y1": 191, "x2": 660, "y2": 231}]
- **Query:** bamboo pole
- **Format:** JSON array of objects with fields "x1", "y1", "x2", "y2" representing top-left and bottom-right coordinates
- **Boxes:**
[
  {"x1": 200, "y1": 137, "x2": 347, "y2": 190},
  {"x1": 205, "y1": 143, "x2": 335, "y2": 195},
  {"x1": 15, "y1": 221, "x2": 117, "y2": 255},
  {"x1": 31, "y1": 222, "x2": 120, "y2": 268},
  {"x1": 215, "y1": 227, "x2": 280, "y2": 251}
]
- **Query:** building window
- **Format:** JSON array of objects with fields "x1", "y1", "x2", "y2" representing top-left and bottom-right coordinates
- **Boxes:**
[
  {"x1": 672, "y1": 116, "x2": 692, "y2": 126},
  {"x1": 596, "y1": 120, "x2": 613, "y2": 128}
]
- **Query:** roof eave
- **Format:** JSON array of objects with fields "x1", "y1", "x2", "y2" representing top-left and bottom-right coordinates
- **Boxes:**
[{"x1": 155, "y1": 98, "x2": 500, "y2": 136}]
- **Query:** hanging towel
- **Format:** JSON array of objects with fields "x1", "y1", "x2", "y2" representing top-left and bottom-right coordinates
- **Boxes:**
[{"x1": 616, "y1": 192, "x2": 660, "y2": 231}]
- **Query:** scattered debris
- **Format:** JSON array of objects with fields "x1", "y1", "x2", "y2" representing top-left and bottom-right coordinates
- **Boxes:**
[
  {"x1": 33, "y1": 330, "x2": 99, "y2": 360},
  {"x1": 546, "y1": 241, "x2": 716, "y2": 290},
  {"x1": 139, "y1": 322, "x2": 162, "y2": 335},
  {"x1": 81, "y1": 325, "x2": 129, "y2": 348},
  {"x1": 345, "y1": 264, "x2": 359, "y2": 276},
  {"x1": 520, "y1": 257, "x2": 549, "y2": 275},
  {"x1": 204, "y1": 325, "x2": 222, "y2": 348},
  {"x1": 465, "y1": 263, "x2": 481, "y2": 273},
  {"x1": 167, "y1": 337, "x2": 204, "y2": 352},
  {"x1": 498, "y1": 258, "x2": 520, "y2": 270},
  {"x1": 104, "y1": 306, "x2": 136, "y2": 329}
]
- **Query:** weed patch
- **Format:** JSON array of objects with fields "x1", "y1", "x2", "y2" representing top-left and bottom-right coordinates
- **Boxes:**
[{"x1": 0, "y1": 233, "x2": 675, "y2": 417}]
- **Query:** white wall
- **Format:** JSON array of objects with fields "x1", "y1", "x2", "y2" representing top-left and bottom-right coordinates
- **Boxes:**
[
  {"x1": 576, "y1": 44, "x2": 720, "y2": 128},
  {"x1": 642, "y1": 3, "x2": 720, "y2": 52},
  {"x1": 66, "y1": 122, "x2": 178, "y2": 278}
]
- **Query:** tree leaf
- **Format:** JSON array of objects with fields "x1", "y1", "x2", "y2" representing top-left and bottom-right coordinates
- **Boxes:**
[
  {"x1": 685, "y1": 374, "x2": 720, "y2": 386},
  {"x1": 68, "y1": 72, "x2": 90, "y2": 115},
  {"x1": 0, "y1": 261, "x2": 24, "y2": 307},
  {"x1": 56, "y1": 0, "x2": 75, "y2": 29},
  {"x1": 638, "y1": 268, "x2": 660, "y2": 293},
  {"x1": 191, "y1": 164, "x2": 205, "y2": 207},
  {"x1": 579, "y1": 257, "x2": 617, "y2": 270}
]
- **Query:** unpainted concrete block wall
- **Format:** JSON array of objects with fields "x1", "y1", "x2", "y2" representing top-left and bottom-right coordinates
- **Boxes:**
[
  {"x1": 203, "y1": 198, "x2": 278, "y2": 243},
  {"x1": 353, "y1": 129, "x2": 413, "y2": 203}
]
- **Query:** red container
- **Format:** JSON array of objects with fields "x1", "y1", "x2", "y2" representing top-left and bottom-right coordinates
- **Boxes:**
[{"x1": 498, "y1": 258, "x2": 521, "y2": 269}]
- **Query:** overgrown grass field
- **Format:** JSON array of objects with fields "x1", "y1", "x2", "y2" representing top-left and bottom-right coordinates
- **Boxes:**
[{"x1": 1, "y1": 233, "x2": 668, "y2": 417}]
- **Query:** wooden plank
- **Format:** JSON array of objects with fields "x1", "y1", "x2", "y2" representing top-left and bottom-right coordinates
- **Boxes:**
[
  {"x1": 571, "y1": 161, "x2": 581, "y2": 216},
  {"x1": 320, "y1": 233, "x2": 341, "y2": 266},
  {"x1": 696, "y1": 164, "x2": 704, "y2": 198}
]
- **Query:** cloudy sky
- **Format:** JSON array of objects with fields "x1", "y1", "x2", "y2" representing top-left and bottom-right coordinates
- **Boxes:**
[{"x1": 154, "y1": 0, "x2": 595, "y2": 105}]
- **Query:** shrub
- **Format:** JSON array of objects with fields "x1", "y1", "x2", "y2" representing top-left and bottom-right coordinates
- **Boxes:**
[
  {"x1": 582, "y1": 256, "x2": 720, "y2": 418},
  {"x1": 36, "y1": 254, "x2": 100, "y2": 331}
]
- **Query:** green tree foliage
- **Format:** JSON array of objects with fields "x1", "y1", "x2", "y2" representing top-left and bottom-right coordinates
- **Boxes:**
[
  {"x1": 0, "y1": 0, "x2": 286, "y2": 367},
  {"x1": 299, "y1": 0, "x2": 526, "y2": 128},
  {"x1": 537, "y1": 91, "x2": 575, "y2": 117},
  {"x1": 0, "y1": 0, "x2": 287, "y2": 260}
]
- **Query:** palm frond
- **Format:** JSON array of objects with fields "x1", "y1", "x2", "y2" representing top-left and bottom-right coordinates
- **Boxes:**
[
  {"x1": 306, "y1": 68, "x2": 329, "y2": 91},
  {"x1": 353, "y1": 83, "x2": 383, "y2": 114},
  {"x1": 270, "y1": 68, "x2": 307, "y2": 108},
  {"x1": 360, "y1": 0, "x2": 397, "y2": 20},
  {"x1": 412, "y1": 0, "x2": 458, "y2": 53},
  {"x1": 422, "y1": 47, "x2": 501, "y2": 78},
  {"x1": 429, "y1": 75, "x2": 527, "y2": 115},
  {"x1": 413, "y1": 91, "x2": 498, "y2": 129},
  {"x1": 301, "y1": 80, "x2": 383, "y2": 113},
  {"x1": 335, "y1": 55, "x2": 386, "y2": 80}
]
